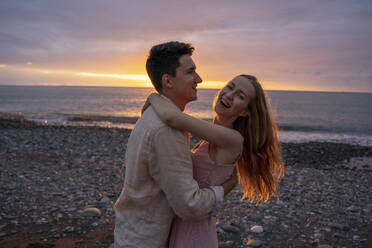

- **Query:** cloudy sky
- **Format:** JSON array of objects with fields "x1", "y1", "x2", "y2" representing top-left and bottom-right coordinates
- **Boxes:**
[{"x1": 0, "y1": 0, "x2": 371, "y2": 92}]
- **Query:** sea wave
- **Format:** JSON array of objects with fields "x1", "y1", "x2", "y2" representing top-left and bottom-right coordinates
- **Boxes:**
[{"x1": 1, "y1": 111, "x2": 371, "y2": 146}]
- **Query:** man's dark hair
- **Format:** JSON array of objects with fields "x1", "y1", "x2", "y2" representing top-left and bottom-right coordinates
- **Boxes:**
[{"x1": 146, "y1": 41, "x2": 194, "y2": 92}]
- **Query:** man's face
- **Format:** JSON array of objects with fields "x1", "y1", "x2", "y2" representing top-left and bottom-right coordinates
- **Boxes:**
[{"x1": 169, "y1": 55, "x2": 202, "y2": 108}]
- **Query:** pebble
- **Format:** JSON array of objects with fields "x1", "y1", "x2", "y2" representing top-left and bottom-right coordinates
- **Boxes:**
[
  {"x1": 1, "y1": 120, "x2": 371, "y2": 247},
  {"x1": 246, "y1": 239, "x2": 263, "y2": 247},
  {"x1": 0, "y1": 224, "x2": 6, "y2": 231},
  {"x1": 82, "y1": 207, "x2": 101, "y2": 216},
  {"x1": 221, "y1": 225, "x2": 240, "y2": 234},
  {"x1": 346, "y1": 205, "x2": 360, "y2": 212},
  {"x1": 219, "y1": 240, "x2": 235, "y2": 248},
  {"x1": 64, "y1": 226, "x2": 74, "y2": 233},
  {"x1": 323, "y1": 227, "x2": 331, "y2": 232},
  {"x1": 317, "y1": 245, "x2": 332, "y2": 248},
  {"x1": 100, "y1": 196, "x2": 112, "y2": 206},
  {"x1": 250, "y1": 225, "x2": 264, "y2": 233},
  {"x1": 313, "y1": 233, "x2": 323, "y2": 239},
  {"x1": 333, "y1": 233, "x2": 346, "y2": 239},
  {"x1": 329, "y1": 223, "x2": 349, "y2": 231},
  {"x1": 313, "y1": 239, "x2": 320, "y2": 244},
  {"x1": 66, "y1": 207, "x2": 77, "y2": 212}
]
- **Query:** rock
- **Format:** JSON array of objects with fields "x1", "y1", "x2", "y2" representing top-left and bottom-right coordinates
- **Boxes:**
[
  {"x1": 313, "y1": 239, "x2": 320, "y2": 244},
  {"x1": 2, "y1": 122, "x2": 372, "y2": 247},
  {"x1": 221, "y1": 224, "x2": 240, "y2": 234},
  {"x1": 219, "y1": 240, "x2": 234, "y2": 248},
  {"x1": 82, "y1": 207, "x2": 101, "y2": 216},
  {"x1": 66, "y1": 207, "x2": 77, "y2": 212},
  {"x1": 281, "y1": 223, "x2": 289, "y2": 229},
  {"x1": 323, "y1": 227, "x2": 331, "y2": 232},
  {"x1": 346, "y1": 205, "x2": 360, "y2": 212},
  {"x1": 3, "y1": 215, "x2": 16, "y2": 219},
  {"x1": 230, "y1": 233, "x2": 241, "y2": 241},
  {"x1": 100, "y1": 196, "x2": 112, "y2": 206},
  {"x1": 250, "y1": 225, "x2": 264, "y2": 233},
  {"x1": 332, "y1": 233, "x2": 345, "y2": 239},
  {"x1": 313, "y1": 233, "x2": 323, "y2": 239},
  {"x1": 64, "y1": 226, "x2": 75, "y2": 233},
  {"x1": 317, "y1": 245, "x2": 332, "y2": 248},
  {"x1": 329, "y1": 223, "x2": 349, "y2": 231},
  {"x1": 247, "y1": 239, "x2": 263, "y2": 247},
  {"x1": 0, "y1": 224, "x2": 7, "y2": 231}
]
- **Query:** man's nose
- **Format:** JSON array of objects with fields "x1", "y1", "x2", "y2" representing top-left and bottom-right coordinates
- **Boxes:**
[{"x1": 195, "y1": 73, "x2": 202, "y2": 84}]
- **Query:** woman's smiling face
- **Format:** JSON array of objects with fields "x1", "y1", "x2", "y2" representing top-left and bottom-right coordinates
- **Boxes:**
[{"x1": 214, "y1": 75, "x2": 256, "y2": 119}]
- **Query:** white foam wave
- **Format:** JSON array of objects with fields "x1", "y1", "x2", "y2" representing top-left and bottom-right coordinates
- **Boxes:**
[{"x1": 279, "y1": 131, "x2": 372, "y2": 147}]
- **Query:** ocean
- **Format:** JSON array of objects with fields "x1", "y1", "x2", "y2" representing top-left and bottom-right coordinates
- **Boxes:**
[{"x1": 1, "y1": 85, "x2": 371, "y2": 146}]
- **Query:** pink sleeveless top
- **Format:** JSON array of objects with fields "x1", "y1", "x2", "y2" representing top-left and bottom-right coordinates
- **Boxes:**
[{"x1": 169, "y1": 141, "x2": 235, "y2": 248}]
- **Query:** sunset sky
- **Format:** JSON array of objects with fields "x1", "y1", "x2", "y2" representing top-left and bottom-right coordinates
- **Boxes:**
[{"x1": 0, "y1": 0, "x2": 371, "y2": 92}]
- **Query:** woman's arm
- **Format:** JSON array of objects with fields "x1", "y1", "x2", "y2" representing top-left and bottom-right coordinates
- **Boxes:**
[{"x1": 148, "y1": 93, "x2": 243, "y2": 153}]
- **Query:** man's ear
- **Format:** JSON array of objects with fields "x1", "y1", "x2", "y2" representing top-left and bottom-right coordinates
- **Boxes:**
[{"x1": 162, "y1": 74, "x2": 173, "y2": 89}]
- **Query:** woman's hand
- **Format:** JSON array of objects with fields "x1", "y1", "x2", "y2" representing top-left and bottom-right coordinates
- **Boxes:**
[{"x1": 148, "y1": 93, "x2": 181, "y2": 124}]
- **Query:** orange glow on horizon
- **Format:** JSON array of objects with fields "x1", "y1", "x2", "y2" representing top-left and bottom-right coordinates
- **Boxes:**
[
  {"x1": 78, "y1": 72, "x2": 150, "y2": 81},
  {"x1": 2, "y1": 64, "x2": 361, "y2": 92}
]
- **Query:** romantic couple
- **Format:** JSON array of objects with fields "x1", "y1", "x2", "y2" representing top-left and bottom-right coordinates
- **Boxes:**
[{"x1": 114, "y1": 41, "x2": 284, "y2": 248}]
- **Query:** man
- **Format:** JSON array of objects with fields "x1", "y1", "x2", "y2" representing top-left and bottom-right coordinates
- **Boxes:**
[{"x1": 114, "y1": 41, "x2": 236, "y2": 247}]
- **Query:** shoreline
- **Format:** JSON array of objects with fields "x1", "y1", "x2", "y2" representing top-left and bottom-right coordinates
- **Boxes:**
[
  {"x1": 0, "y1": 119, "x2": 371, "y2": 247},
  {"x1": 1, "y1": 113, "x2": 372, "y2": 147}
]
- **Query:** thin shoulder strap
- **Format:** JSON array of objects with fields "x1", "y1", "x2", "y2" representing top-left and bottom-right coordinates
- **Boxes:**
[{"x1": 191, "y1": 140, "x2": 203, "y2": 152}]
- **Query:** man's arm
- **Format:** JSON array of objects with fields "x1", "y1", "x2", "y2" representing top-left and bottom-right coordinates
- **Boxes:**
[{"x1": 148, "y1": 126, "x2": 222, "y2": 220}]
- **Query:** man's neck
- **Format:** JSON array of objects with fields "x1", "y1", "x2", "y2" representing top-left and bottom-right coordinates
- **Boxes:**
[{"x1": 161, "y1": 93, "x2": 186, "y2": 112}]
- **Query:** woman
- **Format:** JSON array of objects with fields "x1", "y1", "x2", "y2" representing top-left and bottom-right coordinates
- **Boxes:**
[{"x1": 147, "y1": 74, "x2": 284, "y2": 248}]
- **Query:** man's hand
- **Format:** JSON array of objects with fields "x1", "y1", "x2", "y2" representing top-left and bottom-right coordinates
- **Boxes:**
[{"x1": 222, "y1": 168, "x2": 238, "y2": 196}]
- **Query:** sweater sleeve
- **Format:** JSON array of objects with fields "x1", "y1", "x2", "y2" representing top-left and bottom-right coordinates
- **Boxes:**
[{"x1": 148, "y1": 126, "x2": 217, "y2": 220}]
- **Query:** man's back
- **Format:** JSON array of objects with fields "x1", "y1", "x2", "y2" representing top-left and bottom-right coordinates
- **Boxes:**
[{"x1": 114, "y1": 106, "x2": 216, "y2": 248}]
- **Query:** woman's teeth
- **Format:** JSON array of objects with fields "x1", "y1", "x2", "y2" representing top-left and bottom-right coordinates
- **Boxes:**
[{"x1": 220, "y1": 99, "x2": 230, "y2": 108}]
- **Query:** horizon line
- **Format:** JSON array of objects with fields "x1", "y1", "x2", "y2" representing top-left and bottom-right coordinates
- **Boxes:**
[{"x1": 0, "y1": 83, "x2": 371, "y2": 94}]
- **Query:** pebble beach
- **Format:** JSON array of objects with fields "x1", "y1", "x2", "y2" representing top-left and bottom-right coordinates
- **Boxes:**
[{"x1": 0, "y1": 118, "x2": 371, "y2": 248}]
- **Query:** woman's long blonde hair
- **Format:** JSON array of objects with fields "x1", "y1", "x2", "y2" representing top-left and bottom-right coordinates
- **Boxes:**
[{"x1": 233, "y1": 75, "x2": 284, "y2": 203}]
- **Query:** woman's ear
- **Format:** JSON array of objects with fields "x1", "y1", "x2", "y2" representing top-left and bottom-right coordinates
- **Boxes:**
[{"x1": 162, "y1": 74, "x2": 173, "y2": 89}]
